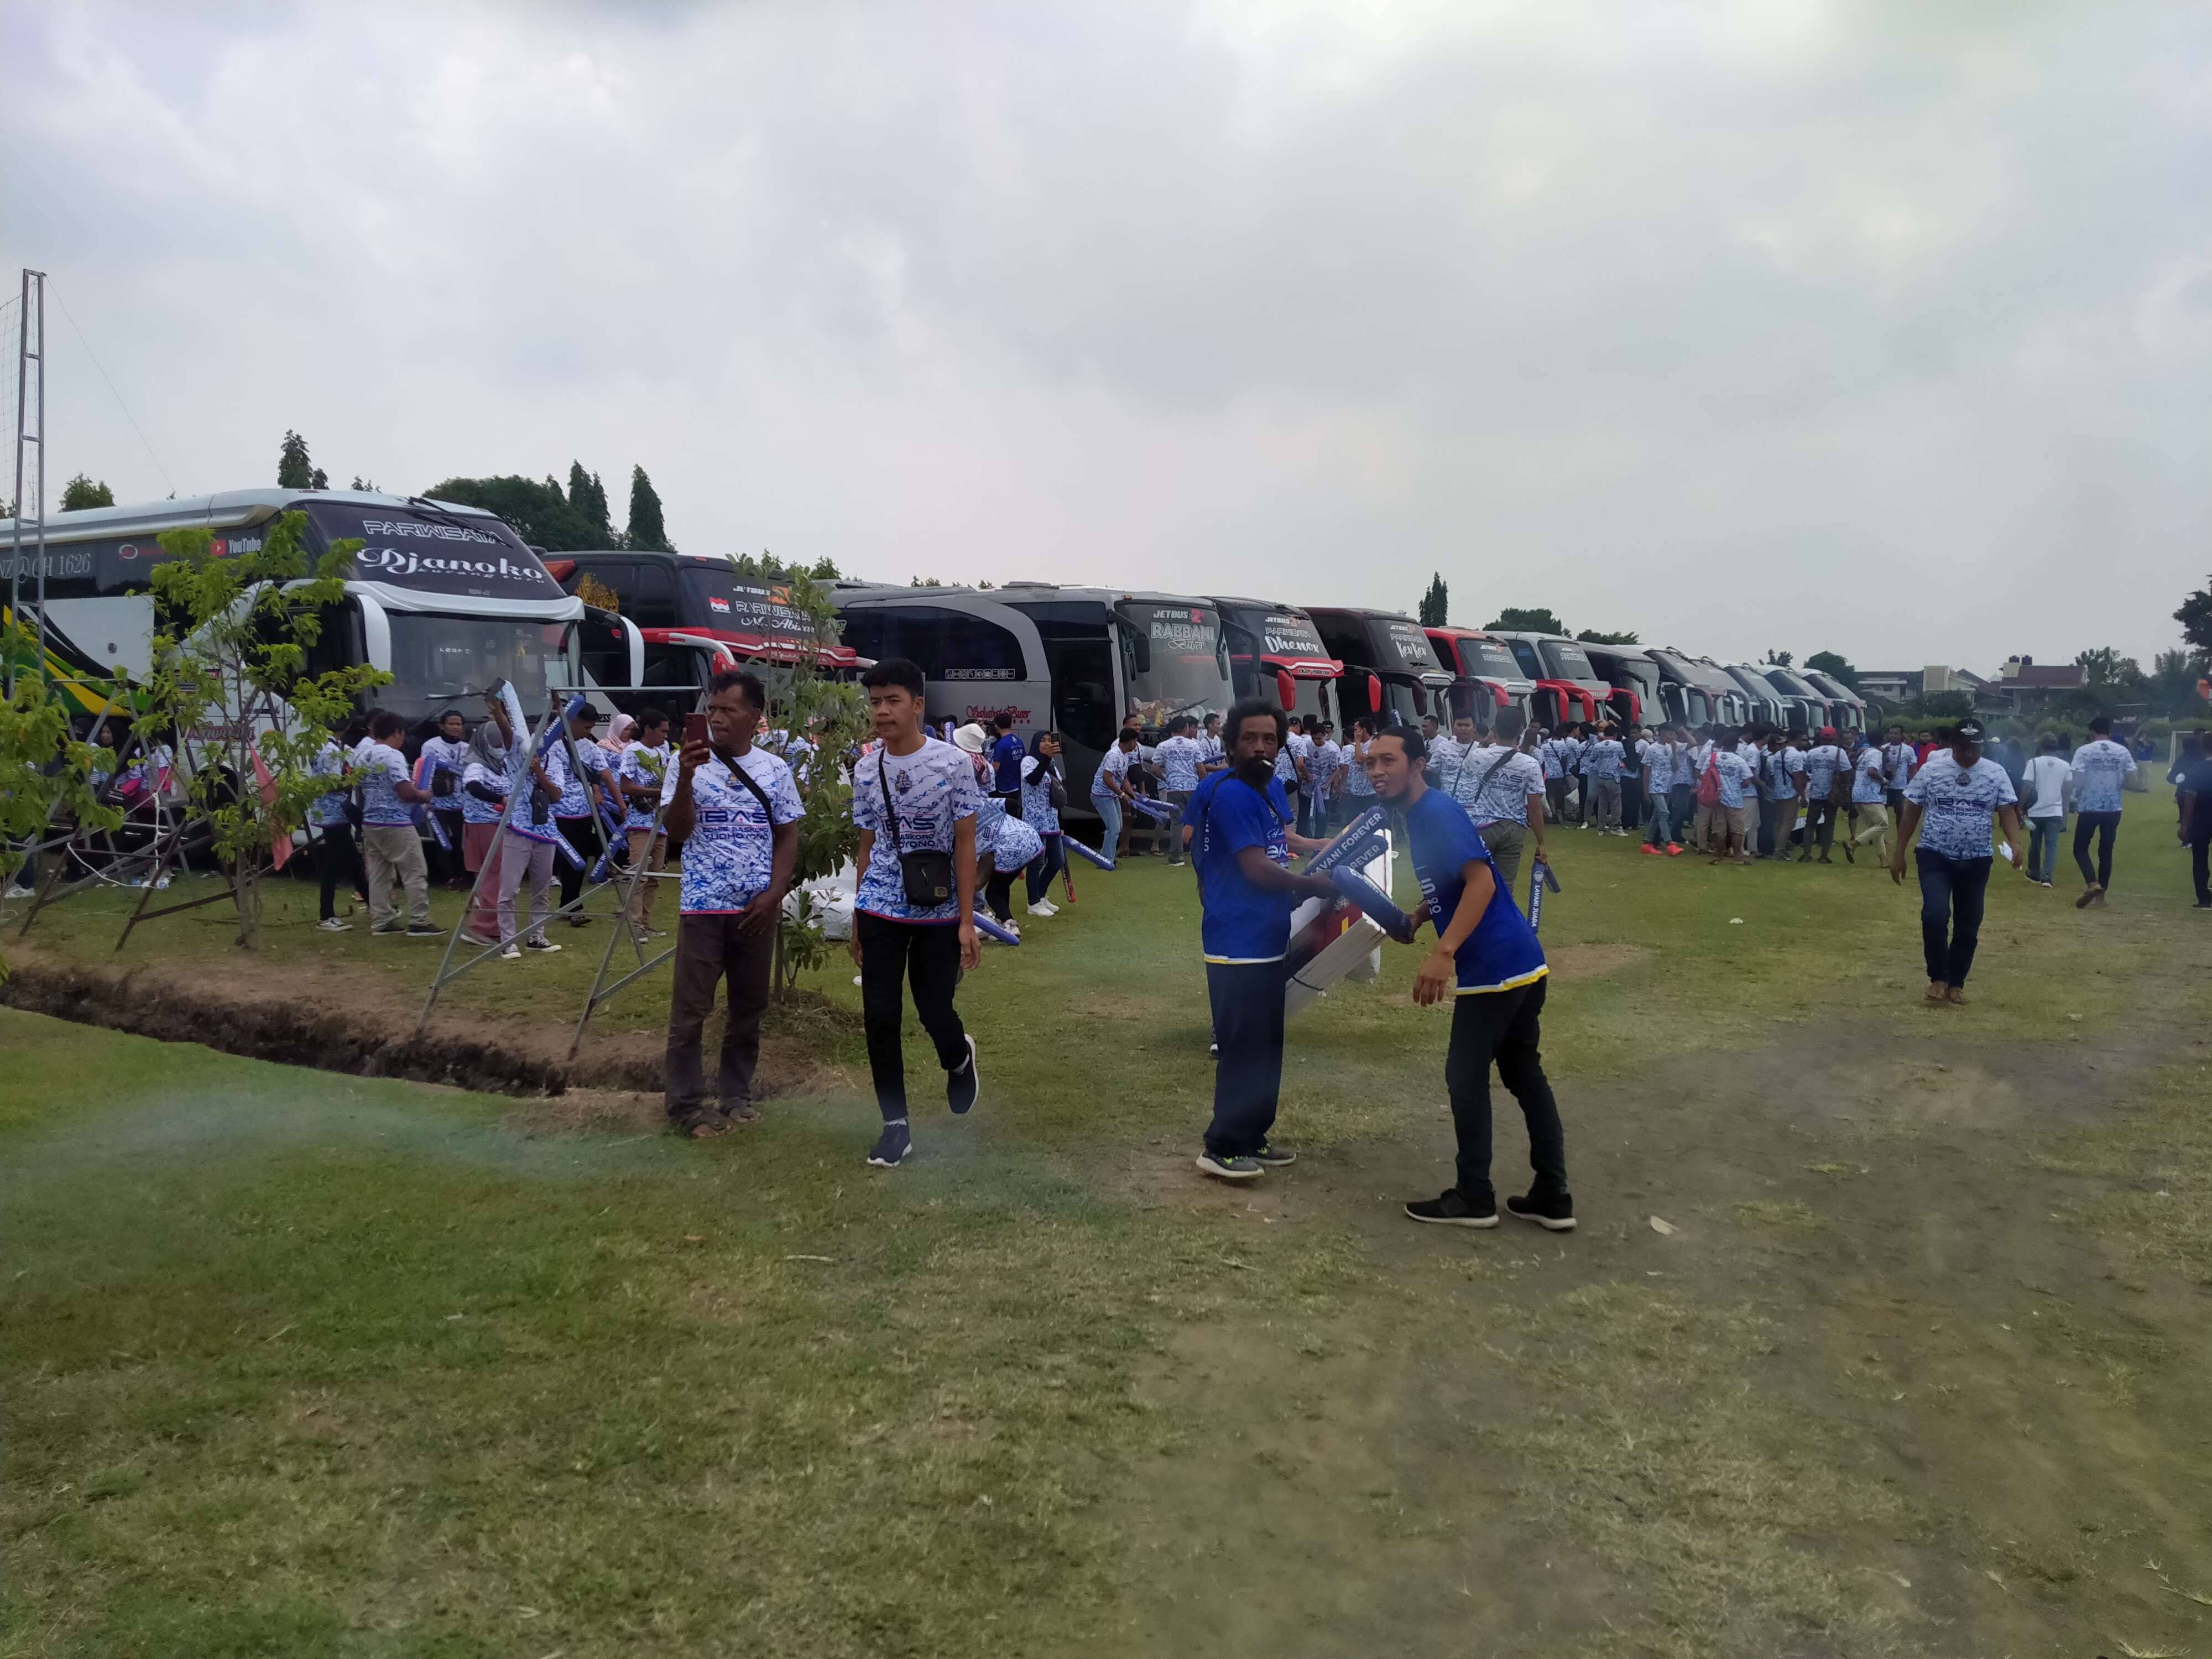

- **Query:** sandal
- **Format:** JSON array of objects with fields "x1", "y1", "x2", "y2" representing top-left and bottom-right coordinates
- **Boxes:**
[
  {"x1": 670, "y1": 1104, "x2": 731, "y2": 1140},
  {"x1": 724, "y1": 1102, "x2": 761, "y2": 1125}
]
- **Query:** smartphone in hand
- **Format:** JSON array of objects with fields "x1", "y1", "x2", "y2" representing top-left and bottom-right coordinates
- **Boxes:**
[{"x1": 684, "y1": 712, "x2": 709, "y2": 747}]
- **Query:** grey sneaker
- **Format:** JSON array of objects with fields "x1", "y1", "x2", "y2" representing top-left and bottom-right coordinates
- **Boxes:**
[
  {"x1": 1253, "y1": 1142, "x2": 1297, "y2": 1167},
  {"x1": 1196, "y1": 1151, "x2": 1264, "y2": 1181}
]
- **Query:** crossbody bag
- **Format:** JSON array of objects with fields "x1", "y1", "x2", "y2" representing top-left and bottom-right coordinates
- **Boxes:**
[{"x1": 878, "y1": 748, "x2": 956, "y2": 908}]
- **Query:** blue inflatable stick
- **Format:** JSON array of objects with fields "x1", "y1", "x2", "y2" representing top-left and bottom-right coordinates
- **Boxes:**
[
  {"x1": 423, "y1": 809, "x2": 453, "y2": 854},
  {"x1": 1310, "y1": 834, "x2": 1384, "y2": 877},
  {"x1": 551, "y1": 828, "x2": 585, "y2": 872},
  {"x1": 1065, "y1": 836, "x2": 1117, "y2": 872},
  {"x1": 974, "y1": 911, "x2": 1020, "y2": 946},
  {"x1": 1302, "y1": 806, "x2": 1389, "y2": 875},
  {"x1": 1329, "y1": 867, "x2": 1415, "y2": 942},
  {"x1": 1125, "y1": 794, "x2": 1172, "y2": 823}
]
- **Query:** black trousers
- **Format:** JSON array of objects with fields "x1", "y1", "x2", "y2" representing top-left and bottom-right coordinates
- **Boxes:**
[
  {"x1": 431, "y1": 805, "x2": 466, "y2": 884},
  {"x1": 1204, "y1": 959, "x2": 1287, "y2": 1157},
  {"x1": 1026, "y1": 833, "x2": 1066, "y2": 905},
  {"x1": 556, "y1": 816, "x2": 602, "y2": 910},
  {"x1": 1445, "y1": 978, "x2": 1567, "y2": 1201},
  {"x1": 984, "y1": 868, "x2": 1015, "y2": 924},
  {"x1": 1802, "y1": 800, "x2": 1840, "y2": 857},
  {"x1": 2073, "y1": 810, "x2": 2121, "y2": 889},
  {"x1": 316, "y1": 822, "x2": 368, "y2": 920},
  {"x1": 856, "y1": 911, "x2": 968, "y2": 1121},
  {"x1": 1916, "y1": 848, "x2": 1992, "y2": 987},
  {"x1": 2192, "y1": 832, "x2": 2211, "y2": 905},
  {"x1": 665, "y1": 909, "x2": 776, "y2": 1118},
  {"x1": 1620, "y1": 775, "x2": 1643, "y2": 827}
]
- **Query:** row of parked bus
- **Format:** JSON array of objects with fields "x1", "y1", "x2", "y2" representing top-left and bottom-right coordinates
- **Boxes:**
[{"x1": 4, "y1": 487, "x2": 1867, "y2": 817}]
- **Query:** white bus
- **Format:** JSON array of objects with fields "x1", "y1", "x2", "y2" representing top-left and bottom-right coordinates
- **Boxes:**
[
  {"x1": 833, "y1": 582, "x2": 1233, "y2": 804},
  {"x1": 2, "y1": 488, "x2": 588, "y2": 727}
]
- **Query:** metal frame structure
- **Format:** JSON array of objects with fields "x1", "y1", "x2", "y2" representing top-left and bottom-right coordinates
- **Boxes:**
[{"x1": 6, "y1": 268, "x2": 46, "y2": 699}]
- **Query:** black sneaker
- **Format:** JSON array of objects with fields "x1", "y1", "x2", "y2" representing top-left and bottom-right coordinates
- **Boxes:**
[
  {"x1": 1253, "y1": 1142, "x2": 1297, "y2": 1167},
  {"x1": 947, "y1": 1036, "x2": 979, "y2": 1115},
  {"x1": 1506, "y1": 1191, "x2": 1577, "y2": 1232},
  {"x1": 867, "y1": 1120, "x2": 912, "y2": 1167},
  {"x1": 1196, "y1": 1151, "x2": 1264, "y2": 1181},
  {"x1": 405, "y1": 922, "x2": 441, "y2": 936},
  {"x1": 1405, "y1": 1189, "x2": 1498, "y2": 1228}
]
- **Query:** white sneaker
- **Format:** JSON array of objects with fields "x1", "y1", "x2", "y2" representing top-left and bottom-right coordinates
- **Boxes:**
[
  {"x1": 318, "y1": 917, "x2": 351, "y2": 932},
  {"x1": 4, "y1": 885, "x2": 35, "y2": 900},
  {"x1": 499, "y1": 943, "x2": 521, "y2": 959},
  {"x1": 1027, "y1": 900, "x2": 1058, "y2": 918},
  {"x1": 524, "y1": 937, "x2": 561, "y2": 953}
]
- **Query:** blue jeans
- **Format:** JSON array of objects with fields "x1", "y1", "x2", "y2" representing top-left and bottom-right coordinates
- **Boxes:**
[
  {"x1": 1645, "y1": 789, "x2": 1672, "y2": 847},
  {"x1": 2027, "y1": 816, "x2": 2062, "y2": 884},
  {"x1": 1916, "y1": 848, "x2": 1992, "y2": 988},
  {"x1": 1092, "y1": 791, "x2": 1123, "y2": 851}
]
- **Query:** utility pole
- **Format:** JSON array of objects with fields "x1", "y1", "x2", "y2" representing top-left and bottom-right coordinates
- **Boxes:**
[{"x1": 7, "y1": 268, "x2": 48, "y2": 698}]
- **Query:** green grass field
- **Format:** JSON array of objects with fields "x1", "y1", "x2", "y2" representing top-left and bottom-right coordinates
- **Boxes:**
[{"x1": 4, "y1": 794, "x2": 2209, "y2": 1656}]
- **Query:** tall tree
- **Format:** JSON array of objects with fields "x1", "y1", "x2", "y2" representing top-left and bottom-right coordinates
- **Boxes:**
[
  {"x1": 1485, "y1": 606, "x2": 1566, "y2": 634},
  {"x1": 276, "y1": 430, "x2": 328, "y2": 491},
  {"x1": 2073, "y1": 646, "x2": 2128, "y2": 686},
  {"x1": 1762, "y1": 649, "x2": 1793, "y2": 667},
  {"x1": 1804, "y1": 650, "x2": 1860, "y2": 690},
  {"x1": 627, "y1": 465, "x2": 672, "y2": 552},
  {"x1": 59, "y1": 474, "x2": 114, "y2": 511},
  {"x1": 2176, "y1": 576, "x2": 2212, "y2": 654},
  {"x1": 567, "y1": 461, "x2": 613, "y2": 541},
  {"x1": 425, "y1": 474, "x2": 599, "y2": 550},
  {"x1": 1417, "y1": 572, "x2": 1449, "y2": 628},
  {"x1": 1574, "y1": 628, "x2": 1640, "y2": 646}
]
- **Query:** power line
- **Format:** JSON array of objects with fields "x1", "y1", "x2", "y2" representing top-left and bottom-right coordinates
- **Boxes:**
[{"x1": 48, "y1": 280, "x2": 178, "y2": 497}]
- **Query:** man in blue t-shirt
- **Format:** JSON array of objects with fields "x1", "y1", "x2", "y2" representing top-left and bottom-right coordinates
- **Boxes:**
[
  {"x1": 1191, "y1": 700, "x2": 1338, "y2": 1182},
  {"x1": 989, "y1": 713, "x2": 1025, "y2": 805},
  {"x1": 1365, "y1": 728, "x2": 1573, "y2": 1233}
]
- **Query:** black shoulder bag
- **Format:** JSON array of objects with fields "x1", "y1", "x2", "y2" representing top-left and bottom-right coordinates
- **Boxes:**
[{"x1": 878, "y1": 748, "x2": 955, "y2": 907}]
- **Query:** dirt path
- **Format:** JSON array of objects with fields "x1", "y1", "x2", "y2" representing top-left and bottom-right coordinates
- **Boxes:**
[{"x1": 1094, "y1": 1017, "x2": 2212, "y2": 1657}]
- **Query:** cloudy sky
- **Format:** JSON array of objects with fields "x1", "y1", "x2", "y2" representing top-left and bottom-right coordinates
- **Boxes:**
[{"x1": 3, "y1": 1, "x2": 2207, "y2": 671}]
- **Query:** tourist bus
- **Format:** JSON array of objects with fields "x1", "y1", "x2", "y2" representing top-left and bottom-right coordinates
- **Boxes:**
[
  {"x1": 1305, "y1": 608, "x2": 1454, "y2": 731},
  {"x1": 1424, "y1": 625, "x2": 1536, "y2": 731},
  {"x1": 1484, "y1": 630, "x2": 1604, "y2": 731},
  {"x1": 1, "y1": 488, "x2": 588, "y2": 727},
  {"x1": 1799, "y1": 669, "x2": 1867, "y2": 732},
  {"x1": 833, "y1": 582, "x2": 1234, "y2": 804},
  {"x1": 1573, "y1": 642, "x2": 1656, "y2": 729},
  {"x1": 1644, "y1": 649, "x2": 1749, "y2": 728},
  {"x1": 548, "y1": 549, "x2": 862, "y2": 717},
  {"x1": 1718, "y1": 663, "x2": 1793, "y2": 730},
  {"x1": 1207, "y1": 597, "x2": 1342, "y2": 723}
]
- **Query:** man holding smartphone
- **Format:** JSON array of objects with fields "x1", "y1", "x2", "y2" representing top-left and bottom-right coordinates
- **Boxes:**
[
  {"x1": 660, "y1": 670, "x2": 804, "y2": 1140},
  {"x1": 849, "y1": 658, "x2": 984, "y2": 1168}
]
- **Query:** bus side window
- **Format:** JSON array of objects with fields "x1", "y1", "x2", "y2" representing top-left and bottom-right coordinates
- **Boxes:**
[
  {"x1": 1046, "y1": 637, "x2": 1116, "y2": 755},
  {"x1": 940, "y1": 614, "x2": 1022, "y2": 672}
]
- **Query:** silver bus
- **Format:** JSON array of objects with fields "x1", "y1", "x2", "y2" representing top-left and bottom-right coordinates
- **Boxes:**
[{"x1": 834, "y1": 582, "x2": 1233, "y2": 802}]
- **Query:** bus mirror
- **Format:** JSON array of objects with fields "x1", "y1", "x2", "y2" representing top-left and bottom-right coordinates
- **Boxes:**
[
  {"x1": 1133, "y1": 634, "x2": 1152, "y2": 674},
  {"x1": 1276, "y1": 668, "x2": 1296, "y2": 709}
]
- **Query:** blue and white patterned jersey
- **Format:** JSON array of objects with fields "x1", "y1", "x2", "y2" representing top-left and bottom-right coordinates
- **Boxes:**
[
  {"x1": 1271, "y1": 744, "x2": 1296, "y2": 785},
  {"x1": 2069, "y1": 739, "x2": 2135, "y2": 813},
  {"x1": 1637, "y1": 739, "x2": 1672, "y2": 790},
  {"x1": 1709, "y1": 748, "x2": 1755, "y2": 809},
  {"x1": 1583, "y1": 738, "x2": 1623, "y2": 780},
  {"x1": 356, "y1": 742, "x2": 415, "y2": 827},
  {"x1": 1156, "y1": 735, "x2": 1204, "y2": 792},
  {"x1": 1094, "y1": 745, "x2": 1135, "y2": 797},
  {"x1": 1905, "y1": 752, "x2": 2017, "y2": 861},
  {"x1": 1019, "y1": 756, "x2": 1062, "y2": 835},
  {"x1": 507, "y1": 743, "x2": 565, "y2": 845},
  {"x1": 1457, "y1": 746, "x2": 1545, "y2": 826},
  {"x1": 419, "y1": 735, "x2": 468, "y2": 805},
  {"x1": 551, "y1": 737, "x2": 599, "y2": 818},
  {"x1": 566, "y1": 741, "x2": 614, "y2": 818},
  {"x1": 1200, "y1": 732, "x2": 1224, "y2": 767},
  {"x1": 1851, "y1": 747, "x2": 1887, "y2": 804},
  {"x1": 1343, "y1": 740, "x2": 1376, "y2": 796},
  {"x1": 1759, "y1": 749, "x2": 1797, "y2": 802},
  {"x1": 1428, "y1": 734, "x2": 1465, "y2": 778},
  {"x1": 1286, "y1": 732, "x2": 1315, "y2": 781},
  {"x1": 1802, "y1": 744, "x2": 1848, "y2": 799},
  {"x1": 1884, "y1": 742, "x2": 1916, "y2": 788},
  {"x1": 1781, "y1": 747, "x2": 1808, "y2": 793},
  {"x1": 1313, "y1": 739, "x2": 1344, "y2": 794},
  {"x1": 1539, "y1": 740, "x2": 1566, "y2": 781},
  {"x1": 308, "y1": 740, "x2": 350, "y2": 828},
  {"x1": 659, "y1": 747, "x2": 802, "y2": 913},
  {"x1": 460, "y1": 758, "x2": 508, "y2": 825},
  {"x1": 619, "y1": 742, "x2": 670, "y2": 831},
  {"x1": 852, "y1": 737, "x2": 983, "y2": 923}
]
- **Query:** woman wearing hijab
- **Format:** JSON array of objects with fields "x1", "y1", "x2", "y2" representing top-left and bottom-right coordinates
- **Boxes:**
[
  {"x1": 459, "y1": 714, "x2": 512, "y2": 945},
  {"x1": 602, "y1": 712, "x2": 637, "y2": 755}
]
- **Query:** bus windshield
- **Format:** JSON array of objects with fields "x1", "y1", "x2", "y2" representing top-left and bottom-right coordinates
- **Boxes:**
[
  {"x1": 1122, "y1": 602, "x2": 1230, "y2": 724},
  {"x1": 679, "y1": 564, "x2": 822, "y2": 655},
  {"x1": 1465, "y1": 639, "x2": 1524, "y2": 681},
  {"x1": 1540, "y1": 640, "x2": 1597, "y2": 682},
  {"x1": 384, "y1": 614, "x2": 565, "y2": 722}
]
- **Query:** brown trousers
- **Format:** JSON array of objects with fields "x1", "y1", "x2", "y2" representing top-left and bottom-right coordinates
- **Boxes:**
[{"x1": 665, "y1": 909, "x2": 776, "y2": 1118}]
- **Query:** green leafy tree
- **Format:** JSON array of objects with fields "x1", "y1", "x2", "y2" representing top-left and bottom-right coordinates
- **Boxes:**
[
  {"x1": 1762, "y1": 649, "x2": 1793, "y2": 667},
  {"x1": 349, "y1": 475, "x2": 379, "y2": 492},
  {"x1": 909, "y1": 575, "x2": 944, "y2": 588},
  {"x1": 2072, "y1": 647, "x2": 2144, "y2": 693},
  {"x1": 2176, "y1": 577, "x2": 2212, "y2": 655},
  {"x1": 807, "y1": 556, "x2": 840, "y2": 580},
  {"x1": 567, "y1": 462, "x2": 614, "y2": 541},
  {"x1": 1418, "y1": 573, "x2": 1449, "y2": 628},
  {"x1": 140, "y1": 511, "x2": 390, "y2": 948},
  {"x1": 1, "y1": 628, "x2": 124, "y2": 961},
  {"x1": 1485, "y1": 606, "x2": 1565, "y2": 634},
  {"x1": 276, "y1": 430, "x2": 328, "y2": 491},
  {"x1": 1574, "y1": 628, "x2": 1640, "y2": 646},
  {"x1": 425, "y1": 474, "x2": 600, "y2": 551},
  {"x1": 727, "y1": 552, "x2": 866, "y2": 995},
  {"x1": 627, "y1": 466, "x2": 673, "y2": 552},
  {"x1": 1804, "y1": 650, "x2": 1860, "y2": 690},
  {"x1": 59, "y1": 474, "x2": 114, "y2": 511}
]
